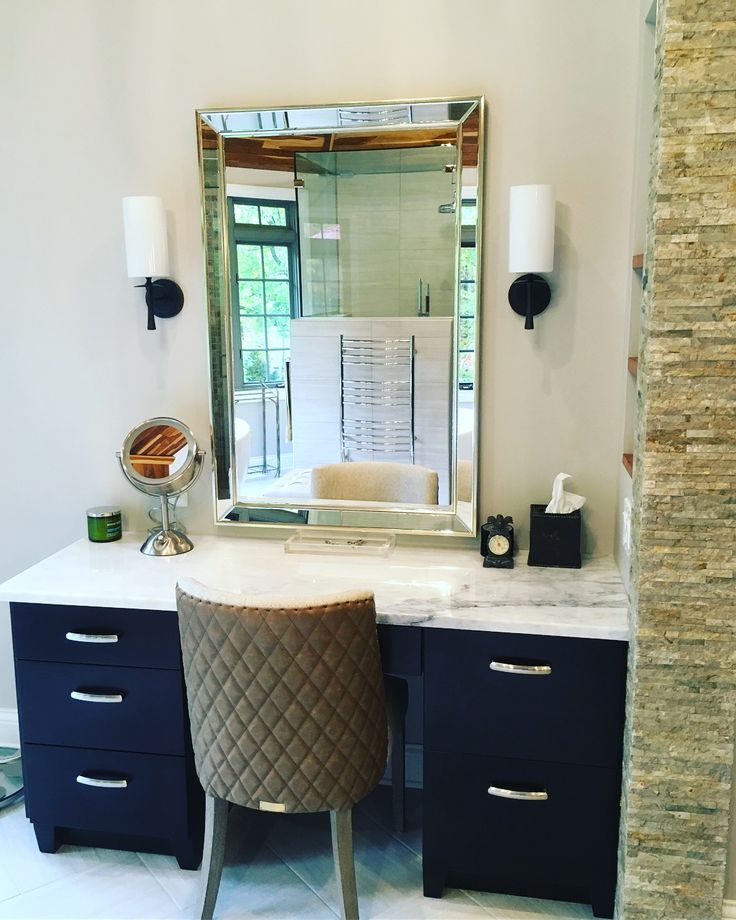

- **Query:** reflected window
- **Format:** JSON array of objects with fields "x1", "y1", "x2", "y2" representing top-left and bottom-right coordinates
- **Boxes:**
[
  {"x1": 228, "y1": 198, "x2": 298, "y2": 388},
  {"x1": 459, "y1": 198, "x2": 478, "y2": 388}
]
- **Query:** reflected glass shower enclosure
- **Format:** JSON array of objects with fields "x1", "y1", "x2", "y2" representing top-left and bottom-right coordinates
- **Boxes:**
[{"x1": 295, "y1": 147, "x2": 457, "y2": 319}]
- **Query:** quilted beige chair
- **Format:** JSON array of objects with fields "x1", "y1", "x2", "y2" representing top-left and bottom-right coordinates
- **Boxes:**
[
  {"x1": 311, "y1": 461, "x2": 439, "y2": 504},
  {"x1": 176, "y1": 578, "x2": 398, "y2": 920}
]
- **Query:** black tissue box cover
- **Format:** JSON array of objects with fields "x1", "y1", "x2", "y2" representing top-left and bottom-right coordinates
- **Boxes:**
[{"x1": 527, "y1": 504, "x2": 582, "y2": 569}]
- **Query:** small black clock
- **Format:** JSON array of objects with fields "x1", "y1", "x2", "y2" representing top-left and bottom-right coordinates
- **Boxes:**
[{"x1": 481, "y1": 514, "x2": 514, "y2": 569}]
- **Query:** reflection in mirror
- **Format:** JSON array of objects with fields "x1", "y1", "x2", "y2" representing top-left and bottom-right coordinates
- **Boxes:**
[
  {"x1": 198, "y1": 99, "x2": 483, "y2": 536},
  {"x1": 129, "y1": 424, "x2": 189, "y2": 480}
]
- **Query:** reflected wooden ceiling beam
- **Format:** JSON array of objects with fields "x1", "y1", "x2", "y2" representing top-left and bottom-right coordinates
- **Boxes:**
[
  {"x1": 221, "y1": 124, "x2": 479, "y2": 171},
  {"x1": 130, "y1": 425, "x2": 188, "y2": 459}
]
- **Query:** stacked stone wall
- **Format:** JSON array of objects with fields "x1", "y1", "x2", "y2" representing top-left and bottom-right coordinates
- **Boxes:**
[{"x1": 618, "y1": 1, "x2": 736, "y2": 917}]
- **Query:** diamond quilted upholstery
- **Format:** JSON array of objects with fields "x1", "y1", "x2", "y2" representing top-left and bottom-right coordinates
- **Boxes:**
[{"x1": 176, "y1": 583, "x2": 388, "y2": 814}]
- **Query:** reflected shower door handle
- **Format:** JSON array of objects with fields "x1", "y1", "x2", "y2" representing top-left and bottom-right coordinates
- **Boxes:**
[{"x1": 285, "y1": 359, "x2": 293, "y2": 442}]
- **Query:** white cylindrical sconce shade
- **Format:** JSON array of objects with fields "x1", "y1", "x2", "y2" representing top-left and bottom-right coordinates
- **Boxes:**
[
  {"x1": 122, "y1": 196, "x2": 170, "y2": 278},
  {"x1": 508, "y1": 185, "x2": 555, "y2": 274}
]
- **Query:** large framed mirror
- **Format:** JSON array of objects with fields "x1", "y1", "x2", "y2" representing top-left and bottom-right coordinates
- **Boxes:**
[{"x1": 197, "y1": 97, "x2": 483, "y2": 536}]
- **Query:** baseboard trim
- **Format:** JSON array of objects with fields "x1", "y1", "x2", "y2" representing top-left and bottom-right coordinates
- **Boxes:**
[
  {"x1": 723, "y1": 899, "x2": 736, "y2": 919},
  {"x1": 0, "y1": 708, "x2": 19, "y2": 748}
]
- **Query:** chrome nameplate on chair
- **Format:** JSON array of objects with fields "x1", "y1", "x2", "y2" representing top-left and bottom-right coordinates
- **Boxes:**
[{"x1": 259, "y1": 801, "x2": 286, "y2": 813}]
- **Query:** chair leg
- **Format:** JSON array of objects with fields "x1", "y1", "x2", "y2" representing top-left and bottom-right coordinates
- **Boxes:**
[
  {"x1": 330, "y1": 809, "x2": 359, "y2": 920},
  {"x1": 384, "y1": 675, "x2": 408, "y2": 832},
  {"x1": 198, "y1": 795, "x2": 228, "y2": 920}
]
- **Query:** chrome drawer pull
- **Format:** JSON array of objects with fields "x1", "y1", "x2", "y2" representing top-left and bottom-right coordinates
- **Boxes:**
[
  {"x1": 70, "y1": 690, "x2": 123, "y2": 704},
  {"x1": 66, "y1": 631, "x2": 119, "y2": 644},
  {"x1": 488, "y1": 784, "x2": 548, "y2": 801},
  {"x1": 489, "y1": 661, "x2": 552, "y2": 676},
  {"x1": 76, "y1": 774, "x2": 128, "y2": 789}
]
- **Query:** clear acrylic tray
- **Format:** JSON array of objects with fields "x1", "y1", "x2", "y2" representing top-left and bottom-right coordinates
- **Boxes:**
[{"x1": 284, "y1": 531, "x2": 396, "y2": 557}]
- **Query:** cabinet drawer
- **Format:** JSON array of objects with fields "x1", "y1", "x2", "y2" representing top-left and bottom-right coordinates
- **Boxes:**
[
  {"x1": 424, "y1": 629, "x2": 627, "y2": 767},
  {"x1": 22, "y1": 743, "x2": 192, "y2": 840},
  {"x1": 424, "y1": 750, "x2": 620, "y2": 910},
  {"x1": 15, "y1": 660, "x2": 187, "y2": 756},
  {"x1": 10, "y1": 603, "x2": 181, "y2": 669}
]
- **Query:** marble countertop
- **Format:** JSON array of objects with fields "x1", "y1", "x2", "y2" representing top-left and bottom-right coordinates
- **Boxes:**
[{"x1": 0, "y1": 534, "x2": 630, "y2": 641}]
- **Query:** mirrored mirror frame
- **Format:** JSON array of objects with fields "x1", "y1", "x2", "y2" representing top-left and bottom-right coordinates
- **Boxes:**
[{"x1": 197, "y1": 96, "x2": 484, "y2": 538}]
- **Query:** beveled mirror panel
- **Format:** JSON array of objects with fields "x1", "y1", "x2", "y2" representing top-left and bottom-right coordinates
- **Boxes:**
[{"x1": 197, "y1": 98, "x2": 483, "y2": 536}]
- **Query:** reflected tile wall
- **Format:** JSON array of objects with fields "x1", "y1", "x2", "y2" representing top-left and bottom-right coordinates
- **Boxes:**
[{"x1": 331, "y1": 147, "x2": 456, "y2": 319}]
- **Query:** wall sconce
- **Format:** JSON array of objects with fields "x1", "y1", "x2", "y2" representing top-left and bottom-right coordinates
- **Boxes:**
[
  {"x1": 508, "y1": 184, "x2": 555, "y2": 330},
  {"x1": 122, "y1": 196, "x2": 184, "y2": 331}
]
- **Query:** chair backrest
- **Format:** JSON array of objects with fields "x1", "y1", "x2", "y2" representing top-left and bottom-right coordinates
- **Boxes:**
[
  {"x1": 311, "y1": 461, "x2": 438, "y2": 504},
  {"x1": 176, "y1": 579, "x2": 387, "y2": 815}
]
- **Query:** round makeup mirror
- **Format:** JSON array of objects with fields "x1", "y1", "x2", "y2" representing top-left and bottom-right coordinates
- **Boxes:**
[{"x1": 118, "y1": 417, "x2": 205, "y2": 556}]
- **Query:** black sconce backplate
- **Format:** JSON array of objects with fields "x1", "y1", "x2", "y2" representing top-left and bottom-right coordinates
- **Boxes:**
[
  {"x1": 508, "y1": 273, "x2": 551, "y2": 330},
  {"x1": 136, "y1": 278, "x2": 184, "y2": 330}
]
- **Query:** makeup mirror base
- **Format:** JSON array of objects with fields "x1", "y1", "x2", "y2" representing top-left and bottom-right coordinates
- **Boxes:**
[{"x1": 140, "y1": 528, "x2": 194, "y2": 557}]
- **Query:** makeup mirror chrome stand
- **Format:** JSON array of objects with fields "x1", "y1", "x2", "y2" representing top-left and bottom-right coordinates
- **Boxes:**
[{"x1": 118, "y1": 417, "x2": 205, "y2": 556}]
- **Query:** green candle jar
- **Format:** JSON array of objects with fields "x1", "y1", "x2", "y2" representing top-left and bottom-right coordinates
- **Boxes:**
[{"x1": 86, "y1": 506, "x2": 122, "y2": 543}]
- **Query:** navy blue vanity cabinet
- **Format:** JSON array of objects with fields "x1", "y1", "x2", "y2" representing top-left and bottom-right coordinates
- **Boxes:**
[
  {"x1": 10, "y1": 603, "x2": 204, "y2": 868},
  {"x1": 377, "y1": 623, "x2": 422, "y2": 676},
  {"x1": 423, "y1": 628, "x2": 628, "y2": 919}
]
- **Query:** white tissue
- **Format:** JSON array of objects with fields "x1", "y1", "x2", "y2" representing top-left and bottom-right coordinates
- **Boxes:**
[{"x1": 545, "y1": 473, "x2": 586, "y2": 514}]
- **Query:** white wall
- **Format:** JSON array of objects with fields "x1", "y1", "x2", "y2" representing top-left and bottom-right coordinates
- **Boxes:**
[{"x1": 0, "y1": 0, "x2": 640, "y2": 710}]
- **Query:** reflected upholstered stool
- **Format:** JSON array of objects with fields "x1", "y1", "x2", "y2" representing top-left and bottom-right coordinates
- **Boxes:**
[
  {"x1": 311, "y1": 461, "x2": 439, "y2": 505},
  {"x1": 176, "y1": 579, "x2": 396, "y2": 920}
]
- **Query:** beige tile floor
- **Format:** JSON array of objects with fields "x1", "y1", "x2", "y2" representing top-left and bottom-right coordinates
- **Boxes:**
[{"x1": 0, "y1": 789, "x2": 593, "y2": 919}]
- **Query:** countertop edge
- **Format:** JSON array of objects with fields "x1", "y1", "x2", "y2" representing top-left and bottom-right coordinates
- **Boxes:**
[
  {"x1": 0, "y1": 535, "x2": 630, "y2": 643},
  {"x1": 4, "y1": 593, "x2": 631, "y2": 642}
]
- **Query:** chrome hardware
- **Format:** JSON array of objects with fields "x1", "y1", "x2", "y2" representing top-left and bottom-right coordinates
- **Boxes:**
[
  {"x1": 65, "y1": 632, "x2": 119, "y2": 644},
  {"x1": 70, "y1": 690, "x2": 123, "y2": 704},
  {"x1": 285, "y1": 359, "x2": 293, "y2": 442},
  {"x1": 259, "y1": 800, "x2": 286, "y2": 813},
  {"x1": 76, "y1": 774, "x2": 128, "y2": 789},
  {"x1": 489, "y1": 661, "x2": 552, "y2": 676},
  {"x1": 340, "y1": 335, "x2": 415, "y2": 463},
  {"x1": 488, "y1": 785, "x2": 548, "y2": 801}
]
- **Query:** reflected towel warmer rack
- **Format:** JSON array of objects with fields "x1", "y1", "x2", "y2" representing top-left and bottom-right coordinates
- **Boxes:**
[
  {"x1": 340, "y1": 336, "x2": 415, "y2": 463},
  {"x1": 234, "y1": 382, "x2": 281, "y2": 478}
]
